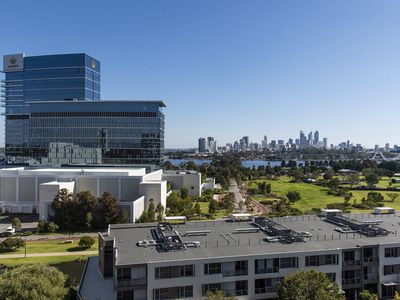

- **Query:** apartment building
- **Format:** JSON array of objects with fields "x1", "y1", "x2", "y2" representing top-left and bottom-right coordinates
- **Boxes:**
[{"x1": 78, "y1": 210, "x2": 400, "y2": 300}]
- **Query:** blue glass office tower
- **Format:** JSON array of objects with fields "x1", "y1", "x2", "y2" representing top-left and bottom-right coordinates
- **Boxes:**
[
  {"x1": 1, "y1": 53, "x2": 165, "y2": 167},
  {"x1": 2, "y1": 53, "x2": 100, "y2": 156}
]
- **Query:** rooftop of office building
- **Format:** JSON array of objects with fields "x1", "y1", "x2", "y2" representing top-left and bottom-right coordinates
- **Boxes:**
[{"x1": 105, "y1": 212, "x2": 400, "y2": 266}]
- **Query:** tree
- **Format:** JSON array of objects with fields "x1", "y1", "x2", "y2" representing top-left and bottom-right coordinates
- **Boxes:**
[
  {"x1": 95, "y1": 192, "x2": 119, "y2": 228},
  {"x1": 180, "y1": 187, "x2": 189, "y2": 199},
  {"x1": 85, "y1": 212, "x2": 93, "y2": 232},
  {"x1": 327, "y1": 178, "x2": 340, "y2": 192},
  {"x1": 78, "y1": 236, "x2": 95, "y2": 249},
  {"x1": 75, "y1": 190, "x2": 97, "y2": 227},
  {"x1": 1, "y1": 237, "x2": 25, "y2": 252},
  {"x1": 287, "y1": 191, "x2": 301, "y2": 203},
  {"x1": 147, "y1": 199, "x2": 156, "y2": 222},
  {"x1": 347, "y1": 173, "x2": 360, "y2": 187},
  {"x1": 116, "y1": 209, "x2": 129, "y2": 224},
  {"x1": 0, "y1": 264, "x2": 67, "y2": 300},
  {"x1": 156, "y1": 203, "x2": 164, "y2": 222},
  {"x1": 277, "y1": 270, "x2": 344, "y2": 300},
  {"x1": 208, "y1": 199, "x2": 219, "y2": 215},
  {"x1": 46, "y1": 222, "x2": 59, "y2": 233},
  {"x1": 137, "y1": 211, "x2": 149, "y2": 223},
  {"x1": 50, "y1": 188, "x2": 77, "y2": 231},
  {"x1": 37, "y1": 220, "x2": 46, "y2": 233},
  {"x1": 11, "y1": 217, "x2": 21, "y2": 230},
  {"x1": 204, "y1": 290, "x2": 235, "y2": 300},
  {"x1": 365, "y1": 173, "x2": 379, "y2": 188},
  {"x1": 257, "y1": 182, "x2": 271, "y2": 195},
  {"x1": 323, "y1": 169, "x2": 335, "y2": 181},
  {"x1": 194, "y1": 202, "x2": 202, "y2": 217},
  {"x1": 394, "y1": 291, "x2": 400, "y2": 300},
  {"x1": 290, "y1": 169, "x2": 304, "y2": 182},
  {"x1": 359, "y1": 290, "x2": 378, "y2": 300}
]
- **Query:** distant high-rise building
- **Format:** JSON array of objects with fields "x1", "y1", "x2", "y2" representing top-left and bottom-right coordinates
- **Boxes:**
[
  {"x1": 323, "y1": 138, "x2": 328, "y2": 149},
  {"x1": 314, "y1": 130, "x2": 319, "y2": 145},
  {"x1": 299, "y1": 131, "x2": 307, "y2": 148},
  {"x1": 270, "y1": 140, "x2": 277, "y2": 149},
  {"x1": 243, "y1": 136, "x2": 249, "y2": 149},
  {"x1": 207, "y1": 137, "x2": 217, "y2": 153},
  {"x1": 198, "y1": 138, "x2": 207, "y2": 153},
  {"x1": 308, "y1": 131, "x2": 313, "y2": 147},
  {"x1": 295, "y1": 138, "x2": 300, "y2": 147},
  {"x1": 288, "y1": 138, "x2": 293, "y2": 145},
  {"x1": 261, "y1": 135, "x2": 268, "y2": 148},
  {"x1": 385, "y1": 143, "x2": 390, "y2": 151}
]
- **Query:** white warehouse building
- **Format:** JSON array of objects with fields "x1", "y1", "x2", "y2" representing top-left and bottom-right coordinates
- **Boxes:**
[{"x1": 0, "y1": 167, "x2": 172, "y2": 222}]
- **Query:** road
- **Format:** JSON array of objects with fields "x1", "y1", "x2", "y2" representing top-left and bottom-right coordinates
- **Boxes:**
[
  {"x1": 228, "y1": 180, "x2": 247, "y2": 213},
  {"x1": 0, "y1": 250, "x2": 97, "y2": 259}
]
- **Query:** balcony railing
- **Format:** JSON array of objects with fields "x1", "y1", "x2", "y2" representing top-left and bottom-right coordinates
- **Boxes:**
[
  {"x1": 342, "y1": 278, "x2": 361, "y2": 285},
  {"x1": 224, "y1": 289, "x2": 248, "y2": 296},
  {"x1": 222, "y1": 270, "x2": 248, "y2": 277},
  {"x1": 255, "y1": 286, "x2": 278, "y2": 294},
  {"x1": 255, "y1": 267, "x2": 279, "y2": 274},
  {"x1": 116, "y1": 278, "x2": 147, "y2": 288},
  {"x1": 343, "y1": 260, "x2": 361, "y2": 267},
  {"x1": 364, "y1": 256, "x2": 379, "y2": 263},
  {"x1": 364, "y1": 273, "x2": 379, "y2": 280}
]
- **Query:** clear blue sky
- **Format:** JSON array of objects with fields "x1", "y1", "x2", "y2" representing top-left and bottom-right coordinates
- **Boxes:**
[{"x1": 1, "y1": 0, "x2": 399, "y2": 148}]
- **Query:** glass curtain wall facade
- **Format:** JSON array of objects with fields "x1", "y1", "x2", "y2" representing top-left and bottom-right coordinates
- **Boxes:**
[
  {"x1": 2, "y1": 53, "x2": 100, "y2": 156},
  {"x1": 28, "y1": 101, "x2": 165, "y2": 165}
]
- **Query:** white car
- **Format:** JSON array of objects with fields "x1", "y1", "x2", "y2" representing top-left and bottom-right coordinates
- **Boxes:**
[
  {"x1": 300, "y1": 231, "x2": 312, "y2": 237},
  {"x1": 4, "y1": 226, "x2": 15, "y2": 235},
  {"x1": 265, "y1": 236, "x2": 279, "y2": 243}
]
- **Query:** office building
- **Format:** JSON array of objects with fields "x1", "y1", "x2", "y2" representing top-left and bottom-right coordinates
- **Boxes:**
[
  {"x1": 2, "y1": 53, "x2": 100, "y2": 157},
  {"x1": 314, "y1": 130, "x2": 319, "y2": 145},
  {"x1": 2, "y1": 53, "x2": 165, "y2": 167},
  {"x1": 299, "y1": 131, "x2": 307, "y2": 149},
  {"x1": 307, "y1": 131, "x2": 313, "y2": 147},
  {"x1": 198, "y1": 138, "x2": 207, "y2": 153},
  {"x1": 323, "y1": 138, "x2": 328, "y2": 149},
  {"x1": 79, "y1": 210, "x2": 400, "y2": 300}
]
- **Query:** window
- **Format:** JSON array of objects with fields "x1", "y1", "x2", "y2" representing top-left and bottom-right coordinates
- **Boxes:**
[
  {"x1": 117, "y1": 267, "x2": 131, "y2": 281},
  {"x1": 155, "y1": 265, "x2": 194, "y2": 279},
  {"x1": 306, "y1": 256, "x2": 319, "y2": 267},
  {"x1": 384, "y1": 264, "x2": 400, "y2": 276},
  {"x1": 235, "y1": 260, "x2": 248, "y2": 275},
  {"x1": 324, "y1": 254, "x2": 337, "y2": 265},
  {"x1": 205, "y1": 263, "x2": 221, "y2": 275},
  {"x1": 255, "y1": 277, "x2": 282, "y2": 294},
  {"x1": 385, "y1": 247, "x2": 400, "y2": 258},
  {"x1": 117, "y1": 290, "x2": 133, "y2": 300},
  {"x1": 202, "y1": 283, "x2": 222, "y2": 296},
  {"x1": 279, "y1": 257, "x2": 298, "y2": 269},
  {"x1": 326, "y1": 273, "x2": 336, "y2": 282},
  {"x1": 154, "y1": 286, "x2": 193, "y2": 300}
]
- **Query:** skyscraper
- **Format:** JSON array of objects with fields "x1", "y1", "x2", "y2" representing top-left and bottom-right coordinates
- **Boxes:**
[
  {"x1": 299, "y1": 131, "x2": 307, "y2": 148},
  {"x1": 323, "y1": 138, "x2": 328, "y2": 149},
  {"x1": 198, "y1": 138, "x2": 207, "y2": 153},
  {"x1": 2, "y1": 53, "x2": 100, "y2": 156},
  {"x1": 314, "y1": 130, "x2": 319, "y2": 145},
  {"x1": 308, "y1": 131, "x2": 313, "y2": 146}
]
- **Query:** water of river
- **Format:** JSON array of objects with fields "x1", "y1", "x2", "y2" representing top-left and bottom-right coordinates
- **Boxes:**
[{"x1": 166, "y1": 159, "x2": 304, "y2": 168}]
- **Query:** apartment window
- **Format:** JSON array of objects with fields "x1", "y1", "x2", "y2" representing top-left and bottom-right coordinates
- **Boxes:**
[
  {"x1": 306, "y1": 256, "x2": 319, "y2": 267},
  {"x1": 255, "y1": 277, "x2": 282, "y2": 294},
  {"x1": 384, "y1": 264, "x2": 400, "y2": 276},
  {"x1": 205, "y1": 263, "x2": 221, "y2": 275},
  {"x1": 202, "y1": 283, "x2": 222, "y2": 296},
  {"x1": 279, "y1": 257, "x2": 298, "y2": 269},
  {"x1": 117, "y1": 267, "x2": 131, "y2": 281},
  {"x1": 117, "y1": 290, "x2": 133, "y2": 300},
  {"x1": 324, "y1": 254, "x2": 337, "y2": 265},
  {"x1": 235, "y1": 280, "x2": 248, "y2": 295},
  {"x1": 235, "y1": 260, "x2": 248, "y2": 274},
  {"x1": 154, "y1": 286, "x2": 193, "y2": 300},
  {"x1": 385, "y1": 247, "x2": 400, "y2": 258},
  {"x1": 155, "y1": 265, "x2": 194, "y2": 279}
]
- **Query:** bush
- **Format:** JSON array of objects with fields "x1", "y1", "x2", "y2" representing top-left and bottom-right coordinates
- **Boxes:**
[
  {"x1": 12, "y1": 217, "x2": 21, "y2": 229},
  {"x1": 1, "y1": 237, "x2": 25, "y2": 252},
  {"x1": 78, "y1": 236, "x2": 95, "y2": 249},
  {"x1": 46, "y1": 222, "x2": 59, "y2": 233},
  {"x1": 37, "y1": 220, "x2": 46, "y2": 233}
]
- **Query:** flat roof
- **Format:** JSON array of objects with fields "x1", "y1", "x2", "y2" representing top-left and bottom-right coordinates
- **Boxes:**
[
  {"x1": 0, "y1": 167, "x2": 147, "y2": 176},
  {"x1": 108, "y1": 213, "x2": 400, "y2": 266},
  {"x1": 27, "y1": 100, "x2": 166, "y2": 107}
]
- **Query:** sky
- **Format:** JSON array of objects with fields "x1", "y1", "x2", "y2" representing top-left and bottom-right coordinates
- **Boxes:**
[{"x1": 1, "y1": 0, "x2": 400, "y2": 148}]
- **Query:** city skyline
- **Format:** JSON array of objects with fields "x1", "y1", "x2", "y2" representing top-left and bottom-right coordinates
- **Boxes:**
[{"x1": 1, "y1": 1, "x2": 400, "y2": 148}]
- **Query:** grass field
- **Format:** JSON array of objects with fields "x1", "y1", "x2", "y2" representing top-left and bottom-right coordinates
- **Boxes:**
[
  {"x1": 0, "y1": 239, "x2": 98, "y2": 255},
  {"x1": 249, "y1": 176, "x2": 400, "y2": 213},
  {"x1": 198, "y1": 201, "x2": 228, "y2": 219}
]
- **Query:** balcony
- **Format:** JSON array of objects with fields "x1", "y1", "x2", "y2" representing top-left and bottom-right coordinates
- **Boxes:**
[
  {"x1": 116, "y1": 278, "x2": 147, "y2": 288},
  {"x1": 255, "y1": 267, "x2": 279, "y2": 274},
  {"x1": 364, "y1": 256, "x2": 379, "y2": 263},
  {"x1": 222, "y1": 270, "x2": 248, "y2": 277},
  {"x1": 255, "y1": 286, "x2": 278, "y2": 294},
  {"x1": 342, "y1": 278, "x2": 361, "y2": 285},
  {"x1": 343, "y1": 260, "x2": 361, "y2": 267},
  {"x1": 224, "y1": 289, "x2": 248, "y2": 297},
  {"x1": 364, "y1": 273, "x2": 379, "y2": 280}
]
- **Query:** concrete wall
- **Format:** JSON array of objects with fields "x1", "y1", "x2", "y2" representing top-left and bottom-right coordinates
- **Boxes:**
[
  {"x1": 139, "y1": 181, "x2": 167, "y2": 210},
  {"x1": 162, "y1": 172, "x2": 202, "y2": 199},
  {"x1": 39, "y1": 181, "x2": 75, "y2": 221}
]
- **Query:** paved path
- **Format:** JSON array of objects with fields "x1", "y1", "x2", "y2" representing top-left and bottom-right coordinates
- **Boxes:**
[
  {"x1": 229, "y1": 180, "x2": 244, "y2": 205},
  {"x1": 0, "y1": 250, "x2": 97, "y2": 259}
]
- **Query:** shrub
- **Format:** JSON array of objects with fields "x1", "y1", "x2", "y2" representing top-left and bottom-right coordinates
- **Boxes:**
[
  {"x1": 46, "y1": 222, "x2": 59, "y2": 233},
  {"x1": 78, "y1": 236, "x2": 95, "y2": 249},
  {"x1": 11, "y1": 217, "x2": 22, "y2": 229},
  {"x1": 1, "y1": 237, "x2": 25, "y2": 252}
]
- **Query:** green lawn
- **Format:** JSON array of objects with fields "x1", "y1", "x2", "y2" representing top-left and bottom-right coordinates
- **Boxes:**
[
  {"x1": 357, "y1": 176, "x2": 400, "y2": 189},
  {"x1": 0, "y1": 239, "x2": 98, "y2": 255},
  {"x1": 198, "y1": 201, "x2": 228, "y2": 219},
  {"x1": 249, "y1": 176, "x2": 400, "y2": 213}
]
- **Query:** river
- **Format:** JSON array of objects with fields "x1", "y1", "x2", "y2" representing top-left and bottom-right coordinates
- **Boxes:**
[{"x1": 166, "y1": 159, "x2": 304, "y2": 168}]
